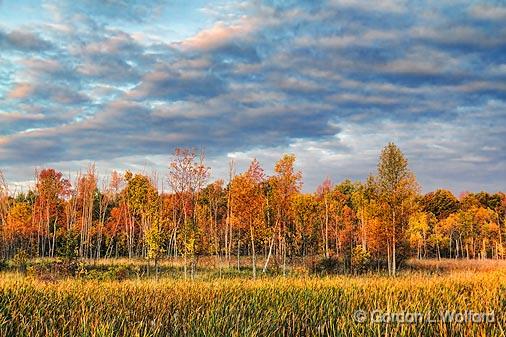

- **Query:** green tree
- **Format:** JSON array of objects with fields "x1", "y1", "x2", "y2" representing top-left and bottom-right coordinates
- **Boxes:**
[
  {"x1": 421, "y1": 189, "x2": 459, "y2": 220},
  {"x1": 375, "y1": 143, "x2": 420, "y2": 276}
]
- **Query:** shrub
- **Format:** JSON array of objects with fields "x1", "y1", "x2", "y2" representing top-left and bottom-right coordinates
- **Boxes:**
[
  {"x1": 0, "y1": 259, "x2": 7, "y2": 272},
  {"x1": 310, "y1": 256, "x2": 341, "y2": 275},
  {"x1": 351, "y1": 245, "x2": 371, "y2": 274},
  {"x1": 12, "y1": 250, "x2": 29, "y2": 274}
]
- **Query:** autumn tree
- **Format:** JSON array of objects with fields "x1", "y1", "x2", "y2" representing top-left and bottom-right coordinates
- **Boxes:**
[
  {"x1": 123, "y1": 171, "x2": 160, "y2": 258},
  {"x1": 198, "y1": 180, "x2": 227, "y2": 271},
  {"x1": 5, "y1": 202, "x2": 33, "y2": 255},
  {"x1": 375, "y1": 143, "x2": 419, "y2": 276},
  {"x1": 1, "y1": 145, "x2": 505, "y2": 272},
  {"x1": 407, "y1": 211, "x2": 435, "y2": 259},
  {"x1": 76, "y1": 166, "x2": 97, "y2": 258},
  {"x1": 351, "y1": 177, "x2": 376, "y2": 252},
  {"x1": 103, "y1": 171, "x2": 124, "y2": 258},
  {"x1": 145, "y1": 217, "x2": 164, "y2": 276},
  {"x1": 421, "y1": 189, "x2": 459, "y2": 220},
  {"x1": 33, "y1": 169, "x2": 71, "y2": 258},
  {"x1": 231, "y1": 159, "x2": 266, "y2": 278},
  {"x1": 316, "y1": 179, "x2": 355, "y2": 262},
  {"x1": 316, "y1": 178, "x2": 332, "y2": 258},
  {"x1": 292, "y1": 193, "x2": 319, "y2": 258},
  {"x1": 0, "y1": 171, "x2": 9, "y2": 258},
  {"x1": 93, "y1": 174, "x2": 118, "y2": 260},
  {"x1": 167, "y1": 148, "x2": 209, "y2": 279},
  {"x1": 331, "y1": 182, "x2": 356, "y2": 263},
  {"x1": 224, "y1": 159, "x2": 236, "y2": 267},
  {"x1": 271, "y1": 154, "x2": 302, "y2": 275}
]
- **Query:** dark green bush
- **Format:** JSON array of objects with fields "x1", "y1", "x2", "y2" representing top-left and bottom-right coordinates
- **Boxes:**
[{"x1": 310, "y1": 256, "x2": 341, "y2": 275}]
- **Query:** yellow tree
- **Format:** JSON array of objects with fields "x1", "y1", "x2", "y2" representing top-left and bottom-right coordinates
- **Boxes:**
[
  {"x1": 292, "y1": 193, "x2": 319, "y2": 258},
  {"x1": 330, "y1": 187, "x2": 351, "y2": 259},
  {"x1": 430, "y1": 218, "x2": 448, "y2": 260},
  {"x1": 5, "y1": 202, "x2": 33, "y2": 255},
  {"x1": 272, "y1": 154, "x2": 302, "y2": 275},
  {"x1": 231, "y1": 159, "x2": 265, "y2": 278},
  {"x1": 471, "y1": 206, "x2": 498, "y2": 259},
  {"x1": 198, "y1": 180, "x2": 226, "y2": 270},
  {"x1": 145, "y1": 217, "x2": 165, "y2": 276},
  {"x1": 407, "y1": 211, "x2": 434, "y2": 259},
  {"x1": 316, "y1": 178, "x2": 332, "y2": 258},
  {"x1": 439, "y1": 213, "x2": 460, "y2": 258},
  {"x1": 351, "y1": 177, "x2": 376, "y2": 252},
  {"x1": 123, "y1": 172, "x2": 160, "y2": 258}
]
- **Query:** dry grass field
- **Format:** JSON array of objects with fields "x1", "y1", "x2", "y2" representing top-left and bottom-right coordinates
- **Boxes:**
[{"x1": 1, "y1": 259, "x2": 505, "y2": 337}]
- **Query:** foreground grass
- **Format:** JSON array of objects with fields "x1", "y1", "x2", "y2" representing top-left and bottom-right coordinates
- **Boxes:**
[{"x1": 1, "y1": 269, "x2": 505, "y2": 337}]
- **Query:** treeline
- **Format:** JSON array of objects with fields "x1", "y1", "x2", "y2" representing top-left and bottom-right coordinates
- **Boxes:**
[{"x1": 0, "y1": 144, "x2": 505, "y2": 276}]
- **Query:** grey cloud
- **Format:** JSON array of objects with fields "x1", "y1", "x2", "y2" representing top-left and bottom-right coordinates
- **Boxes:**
[
  {"x1": 76, "y1": 58, "x2": 140, "y2": 83},
  {"x1": 1, "y1": 0, "x2": 506, "y2": 193},
  {"x1": 0, "y1": 29, "x2": 53, "y2": 51},
  {"x1": 411, "y1": 25, "x2": 506, "y2": 50},
  {"x1": 130, "y1": 66, "x2": 227, "y2": 100},
  {"x1": 469, "y1": 4, "x2": 506, "y2": 21}
]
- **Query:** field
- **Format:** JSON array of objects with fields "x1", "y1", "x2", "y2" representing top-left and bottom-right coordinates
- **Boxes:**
[{"x1": 0, "y1": 259, "x2": 504, "y2": 337}]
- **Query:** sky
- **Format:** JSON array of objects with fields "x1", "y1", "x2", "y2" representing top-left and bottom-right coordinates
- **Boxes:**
[{"x1": 0, "y1": 0, "x2": 505, "y2": 194}]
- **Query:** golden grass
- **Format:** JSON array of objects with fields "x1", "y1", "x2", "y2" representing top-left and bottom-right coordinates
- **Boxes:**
[
  {"x1": 31, "y1": 256, "x2": 273, "y2": 268},
  {"x1": 407, "y1": 258, "x2": 506, "y2": 272},
  {"x1": 1, "y1": 266, "x2": 505, "y2": 336}
]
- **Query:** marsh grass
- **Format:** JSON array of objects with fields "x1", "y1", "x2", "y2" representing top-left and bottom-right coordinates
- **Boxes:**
[
  {"x1": 1, "y1": 262, "x2": 505, "y2": 337},
  {"x1": 407, "y1": 258, "x2": 506, "y2": 272}
]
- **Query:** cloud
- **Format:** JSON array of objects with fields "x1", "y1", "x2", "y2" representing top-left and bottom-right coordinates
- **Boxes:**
[
  {"x1": 78, "y1": 31, "x2": 143, "y2": 56},
  {"x1": 328, "y1": 93, "x2": 399, "y2": 106},
  {"x1": 21, "y1": 58, "x2": 63, "y2": 75},
  {"x1": 330, "y1": 0, "x2": 407, "y2": 13},
  {"x1": 0, "y1": 112, "x2": 45, "y2": 123},
  {"x1": 180, "y1": 19, "x2": 257, "y2": 51},
  {"x1": 7, "y1": 83, "x2": 34, "y2": 99},
  {"x1": 6, "y1": 83, "x2": 89, "y2": 105},
  {"x1": 45, "y1": 0, "x2": 167, "y2": 23},
  {"x1": 469, "y1": 4, "x2": 506, "y2": 21},
  {"x1": 223, "y1": 99, "x2": 506, "y2": 193},
  {"x1": 129, "y1": 65, "x2": 226, "y2": 100},
  {"x1": 0, "y1": 0, "x2": 505, "y2": 193},
  {"x1": 0, "y1": 29, "x2": 53, "y2": 51},
  {"x1": 294, "y1": 29, "x2": 400, "y2": 50},
  {"x1": 411, "y1": 25, "x2": 506, "y2": 49}
]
